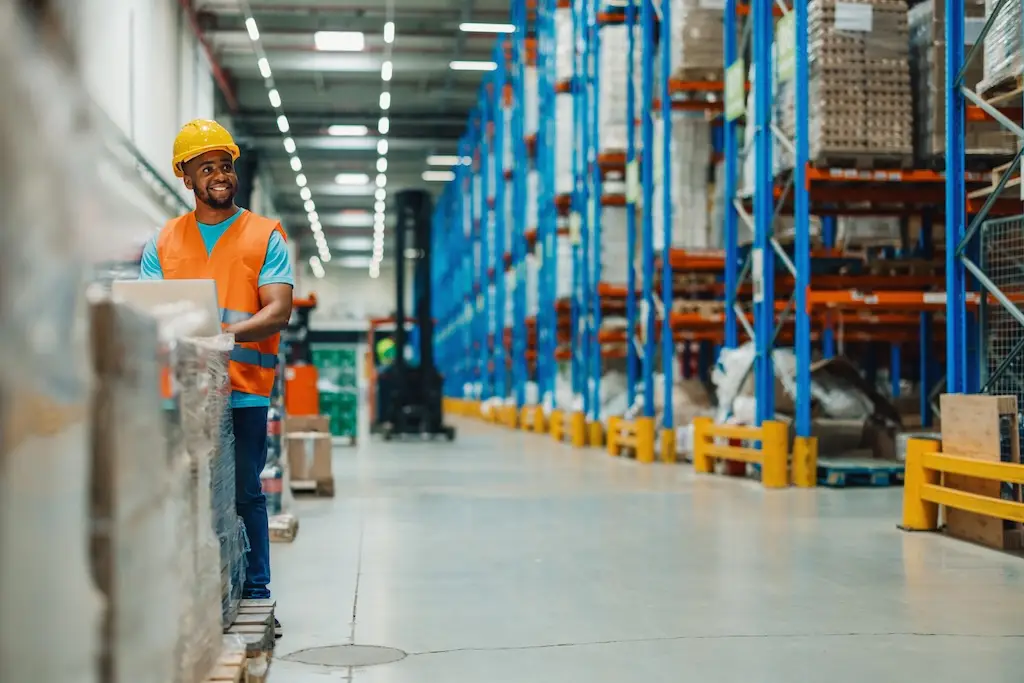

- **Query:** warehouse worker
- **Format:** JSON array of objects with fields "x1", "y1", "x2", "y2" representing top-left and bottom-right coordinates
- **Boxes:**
[{"x1": 140, "y1": 119, "x2": 292, "y2": 638}]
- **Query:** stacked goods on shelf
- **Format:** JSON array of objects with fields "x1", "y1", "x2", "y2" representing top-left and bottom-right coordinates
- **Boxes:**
[
  {"x1": 555, "y1": 6, "x2": 573, "y2": 83},
  {"x1": 909, "y1": 0, "x2": 1014, "y2": 159},
  {"x1": 526, "y1": 254, "x2": 540, "y2": 316},
  {"x1": 652, "y1": 114, "x2": 712, "y2": 250},
  {"x1": 555, "y1": 232, "x2": 575, "y2": 299},
  {"x1": 556, "y1": 83, "x2": 575, "y2": 194},
  {"x1": 781, "y1": 0, "x2": 913, "y2": 164},
  {"x1": 598, "y1": 24, "x2": 641, "y2": 152},
  {"x1": 668, "y1": 0, "x2": 726, "y2": 80},
  {"x1": 835, "y1": 216, "x2": 901, "y2": 248},
  {"x1": 979, "y1": 0, "x2": 1021, "y2": 97},
  {"x1": 601, "y1": 205, "x2": 631, "y2": 284},
  {"x1": 312, "y1": 346, "x2": 359, "y2": 439}
]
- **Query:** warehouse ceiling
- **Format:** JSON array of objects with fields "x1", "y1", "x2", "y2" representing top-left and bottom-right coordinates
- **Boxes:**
[{"x1": 192, "y1": 0, "x2": 510, "y2": 270}]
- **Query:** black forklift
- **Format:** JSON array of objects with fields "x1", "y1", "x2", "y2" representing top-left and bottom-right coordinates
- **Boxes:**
[{"x1": 373, "y1": 189, "x2": 455, "y2": 441}]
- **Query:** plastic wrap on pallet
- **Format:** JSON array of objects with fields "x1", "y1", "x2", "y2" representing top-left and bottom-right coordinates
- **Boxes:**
[
  {"x1": 652, "y1": 114, "x2": 711, "y2": 250},
  {"x1": 555, "y1": 233, "x2": 574, "y2": 300},
  {"x1": 528, "y1": 169, "x2": 539, "y2": 230},
  {"x1": 669, "y1": 0, "x2": 727, "y2": 79},
  {"x1": 525, "y1": 66, "x2": 539, "y2": 136},
  {"x1": 556, "y1": 7, "x2": 574, "y2": 83},
  {"x1": 910, "y1": 0, "x2": 1014, "y2": 158},
  {"x1": 981, "y1": 0, "x2": 1021, "y2": 94},
  {"x1": 556, "y1": 95, "x2": 574, "y2": 194},
  {"x1": 835, "y1": 216, "x2": 901, "y2": 247},
  {"x1": 601, "y1": 205, "x2": 631, "y2": 284},
  {"x1": 526, "y1": 254, "x2": 540, "y2": 316},
  {"x1": 598, "y1": 24, "x2": 641, "y2": 152},
  {"x1": 171, "y1": 334, "x2": 241, "y2": 681},
  {"x1": 89, "y1": 298, "x2": 179, "y2": 683}
]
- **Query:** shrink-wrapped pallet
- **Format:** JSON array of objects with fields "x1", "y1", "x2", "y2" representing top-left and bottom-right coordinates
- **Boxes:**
[
  {"x1": 525, "y1": 66, "x2": 539, "y2": 137},
  {"x1": 652, "y1": 114, "x2": 712, "y2": 250},
  {"x1": 556, "y1": 7, "x2": 574, "y2": 83},
  {"x1": 556, "y1": 94, "x2": 575, "y2": 193},
  {"x1": 669, "y1": 0, "x2": 727, "y2": 80},
  {"x1": 780, "y1": 0, "x2": 913, "y2": 162},
  {"x1": 601, "y1": 205, "x2": 633, "y2": 285},
  {"x1": 598, "y1": 24, "x2": 642, "y2": 153},
  {"x1": 980, "y1": 0, "x2": 1022, "y2": 96},
  {"x1": 555, "y1": 234, "x2": 575, "y2": 300},
  {"x1": 910, "y1": 0, "x2": 1014, "y2": 158}
]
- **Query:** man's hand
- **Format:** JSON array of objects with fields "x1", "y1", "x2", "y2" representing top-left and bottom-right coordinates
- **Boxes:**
[{"x1": 225, "y1": 284, "x2": 294, "y2": 342}]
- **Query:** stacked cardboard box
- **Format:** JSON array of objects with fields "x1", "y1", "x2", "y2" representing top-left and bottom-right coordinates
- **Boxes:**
[
  {"x1": 781, "y1": 0, "x2": 913, "y2": 162},
  {"x1": 598, "y1": 24, "x2": 642, "y2": 153},
  {"x1": 980, "y1": 0, "x2": 1021, "y2": 96},
  {"x1": 669, "y1": 0, "x2": 726, "y2": 81},
  {"x1": 600, "y1": 205, "x2": 632, "y2": 285},
  {"x1": 910, "y1": 0, "x2": 1015, "y2": 159},
  {"x1": 652, "y1": 114, "x2": 712, "y2": 251}
]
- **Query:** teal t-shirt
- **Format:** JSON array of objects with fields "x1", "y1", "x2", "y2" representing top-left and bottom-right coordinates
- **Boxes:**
[{"x1": 139, "y1": 208, "x2": 294, "y2": 408}]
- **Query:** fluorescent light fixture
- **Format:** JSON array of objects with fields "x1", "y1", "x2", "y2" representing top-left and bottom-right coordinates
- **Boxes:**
[
  {"x1": 375, "y1": 174, "x2": 387, "y2": 188},
  {"x1": 383, "y1": 21, "x2": 395, "y2": 44},
  {"x1": 309, "y1": 256, "x2": 321, "y2": 268},
  {"x1": 377, "y1": 117, "x2": 390, "y2": 134},
  {"x1": 377, "y1": 139, "x2": 389, "y2": 155},
  {"x1": 459, "y1": 22, "x2": 515, "y2": 33},
  {"x1": 311, "y1": 221, "x2": 322, "y2": 233},
  {"x1": 374, "y1": 200, "x2": 385, "y2": 213},
  {"x1": 300, "y1": 186, "x2": 312, "y2": 201},
  {"x1": 404, "y1": 248, "x2": 421, "y2": 259},
  {"x1": 320, "y1": 251, "x2": 332, "y2": 263},
  {"x1": 373, "y1": 235, "x2": 384, "y2": 246},
  {"x1": 369, "y1": 269, "x2": 380, "y2": 279},
  {"x1": 374, "y1": 211, "x2": 385, "y2": 222},
  {"x1": 335, "y1": 172, "x2": 370, "y2": 185},
  {"x1": 374, "y1": 188, "x2": 386, "y2": 201},
  {"x1": 381, "y1": 60, "x2": 393, "y2": 81},
  {"x1": 449, "y1": 60, "x2": 498, "y2": 71},
  {"x1": 422, "y1": 170, "x2": 456, "y2": 182},
  {"x1": 313, "y1": 31, "x2": 364, "y2": 52},
  {"x1": 315, "y1": 233, "x2": 326, "y2": 246},
  {"x1": 295, "y1": 173, "x2": 307, "y2": 187},
  {"x1": 268, "y1": 88, "x2": 281, "y2": 108},
  {"x1": 277, "y1": 115, "x2": 290, "y2": 133},
  {"x1": 379, "y1": 91, "x2": 391, "y2": 110},
  {"x1": 308, "y1": 211, "x2": 319, "y2": 223},
  {"x1": 284, "y1": 137, "x2": 296, "y2": 154},
  {"x1": 426, "y1": 154, "x2": 470, "y2": 166},
  {"x1": 290, "y1": 156, "x2": 302, "y2": 172},
  {"x1": 258, "y1": 57, "x2": 272, "y2": 78},
  {"x1": 327, "y1": 124, "x2": 369, "y2": 137},
  {"x1": 304, "y1": 199, "x2": 316, "y2": 213},
  {"x1": 376, "y1": 158, "x2": 388, "y2": 173},
  {"x1": 245, "y1": 17, "x2": 260, "y2": 40}
]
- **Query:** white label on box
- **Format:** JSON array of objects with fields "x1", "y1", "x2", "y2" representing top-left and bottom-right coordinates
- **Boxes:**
[
  {"x1": 964, "y1": 17, "x2": 984, "y2": 45},
  {"x1": 834, "y1": 2, "x2": 872, "y2": 31},
  {"x1": 752, "y1": 247, "x2": 764, "y2": 304}
]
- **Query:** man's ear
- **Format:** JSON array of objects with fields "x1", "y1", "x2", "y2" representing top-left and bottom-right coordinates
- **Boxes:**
[{"x1": 182, "y1": 174, "x2": 194, "y2": 190}]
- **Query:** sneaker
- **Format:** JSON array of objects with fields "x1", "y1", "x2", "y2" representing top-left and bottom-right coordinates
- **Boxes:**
[{"x1": 274, "y1": 617, "x2": 283, "y2": 639}]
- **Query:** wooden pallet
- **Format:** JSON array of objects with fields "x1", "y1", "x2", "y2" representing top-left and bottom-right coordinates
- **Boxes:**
[
  {"x1": 810, "y1": 152, "x2": 914, "y2": 171},
  {"x1": 922, "y1": 152, "x2": 1016, "y2": 173},
  {"x1": 671, "y1": 66, "x2": 724, "y2": 84},
  {"x1": 203, "y1": 646, "x2": 246, "y2": 683},
  {"x1": 290, "y1": 477, "x2": 335, "y2": 497},
  {"x1": 268, "y1": 513, "x2": 299, "y2": 543},
  {"x1": 817, "y1": 457, "x2": 905, "y2": 488},
  {"x1": 227, "y1": 599, "x2": 277, "y2": 654},
  {"x1": 979, "y1": 73, "x2": 1024, "y2": 107}
]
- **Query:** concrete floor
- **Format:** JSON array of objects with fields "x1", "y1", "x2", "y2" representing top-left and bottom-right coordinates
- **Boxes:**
[{"x1": 271, "y1": 419, "x2": 1024, "y2": 682}]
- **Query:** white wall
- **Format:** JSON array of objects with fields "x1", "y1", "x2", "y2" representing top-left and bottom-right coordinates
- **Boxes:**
[
  {"x1": 299, "y1": 266, "x2": 416, "y2": 329},
  {"x1": 56, "y1": 0, "x2": 215, "y2": 198}
]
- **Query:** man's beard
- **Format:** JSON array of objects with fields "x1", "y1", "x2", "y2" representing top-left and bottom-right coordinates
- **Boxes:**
[{"x1": 196, "y1": 186, "x2": 236, "y2": 209}]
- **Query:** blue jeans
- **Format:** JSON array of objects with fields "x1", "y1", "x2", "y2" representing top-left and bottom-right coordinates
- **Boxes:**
[{"x1": 233, "y1": 407, "x2": 271, "y2": 599}]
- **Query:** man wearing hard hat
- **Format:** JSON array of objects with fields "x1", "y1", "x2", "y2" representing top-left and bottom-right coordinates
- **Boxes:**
[{"x1": 140, "y1": 119, "x2": 293, "y2": 638}]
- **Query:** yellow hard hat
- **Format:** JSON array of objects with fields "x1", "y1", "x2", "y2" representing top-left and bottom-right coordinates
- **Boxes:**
[{"x1": 172, "y1": 119, "x2": 240, "y2": 178}]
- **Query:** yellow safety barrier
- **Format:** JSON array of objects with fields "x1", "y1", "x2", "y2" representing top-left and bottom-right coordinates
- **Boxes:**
[
  {"x1": 549, "y1": 409, "x2": 565, "y2": 442},
  {"x1": 500, "y1": 404, "x2": 518, "y2": 428},
  {"x1": 569, "y1": 412, "x2": 587, "y2": 447},
  {"x1": 606, "y1": 416, "x2": 657, "y2": 463},
  {"x1": 587, "y1": 420, "x2": 604, "y2": 447},
  {"x1": 691, "y1": 417, "x2": 808, "y2": 488},
  {"x1": 902, "y1": 438, "x2": 1024, "y2": 531}
]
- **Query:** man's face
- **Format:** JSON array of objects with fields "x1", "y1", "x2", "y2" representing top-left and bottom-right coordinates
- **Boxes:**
[{"x1": 183, "y1": 150, "x2": 237, "y2": 209}]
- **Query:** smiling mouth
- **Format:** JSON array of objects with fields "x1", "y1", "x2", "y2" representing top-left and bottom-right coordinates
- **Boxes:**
[{"x1": 210, "y1": 184, "x2": 231, "y2": 192}]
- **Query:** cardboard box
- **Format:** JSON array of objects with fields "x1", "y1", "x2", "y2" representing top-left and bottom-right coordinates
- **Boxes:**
[
  {"x1": 939, "y1": 394, "x2": 1023, "y2": 551},
  {"x1": 286, "y1": 415, "x2": 331, "y2": 435},
  {"x1": 286, "y1": 432, "x2": 334, "y2": 483}
]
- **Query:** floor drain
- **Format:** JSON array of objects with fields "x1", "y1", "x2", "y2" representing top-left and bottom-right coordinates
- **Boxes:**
[{"x1": 284, "y1": 644, "x2": 407, "y2": 668}]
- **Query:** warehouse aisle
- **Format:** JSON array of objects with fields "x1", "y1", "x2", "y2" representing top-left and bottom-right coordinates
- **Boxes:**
[{"x1": 270, "y1": 420, "x2": 1024, "y2": 682}]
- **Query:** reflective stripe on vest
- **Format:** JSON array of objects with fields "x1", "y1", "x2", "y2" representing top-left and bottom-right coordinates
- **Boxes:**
[{"x1": 231, "y1": 345, "x2": 279, "y2": 369}]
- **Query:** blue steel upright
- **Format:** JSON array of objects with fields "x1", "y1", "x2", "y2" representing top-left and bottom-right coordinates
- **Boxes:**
[
  {"x1": 493, "y1": 42, "x2": 509, "y2": 402},
  {"x1": 752, "y1": 0, "x2": 775, "y2": 424},
  {"x1": 944, "y1": 0, "x2": 967, "y2": 393},
  {"x1": 511, "y1": 6, "x2": 529, "y2": 408},
  {"x1": 588, "y1": 0, "x2": 603, "y2": 424},
  {"x1": 659, "y1": 0, "x2": 674, "y2": 439},
  {"x1": 625, "y1": 0, "x2": 639, "y2": 407},
  {"x1": 640, "y1": 0, "x2": 655, "y2": 419},
  {"x1": 793, "y1": 0, "x2": 811, "y2": 438},
  {"x1": 539, "y1": 0, "x2": 559, "y2": 408},
  {"x1": 723, "y1": 0, "x2": 739, "y2": 350}
]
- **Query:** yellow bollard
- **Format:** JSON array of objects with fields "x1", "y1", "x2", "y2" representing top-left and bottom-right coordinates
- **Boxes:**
[
  {"x1": 588, "y1": 421, "x2": 604, "y2": 447},
  {"x1": 520, "y1": 406, "x2": 532, "y2": 430},
  {"x1": 792, "y1": 435, "x2": 818, "y2": 488},
  {"x1": 692, "y1": 417, "x2": 713, "y2": 473},
  {"x1": 901, "y1": 438, "x2": 940, "y2": 531},
  {"x1": 607, "y1": 416, "x2": 621, "y2": 456},
  {"x1": 635, "y1": 417, "x2": 656, "y2": 463},
  {"x1": 570, "y1": 412, "x2": 587, "y2": 448},
  {"x1": 660, "y1": 428, "x2": 677, "y2": 463},
  {"x1": 760, "y1": 420, "x2": 789, "y2": 488},
  {"x1": 532, "y1": 406, "x2": 546, "y2": 434}
]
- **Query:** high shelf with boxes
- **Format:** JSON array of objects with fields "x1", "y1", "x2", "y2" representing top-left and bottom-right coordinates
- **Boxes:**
[{"x1": 717, "y1": 0, "x2": 1024, "y2": 486}]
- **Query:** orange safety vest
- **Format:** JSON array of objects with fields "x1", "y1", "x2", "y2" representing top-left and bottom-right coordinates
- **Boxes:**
[{"x1": 155, "y1": 210, "x2": 286, "y2": 398}]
